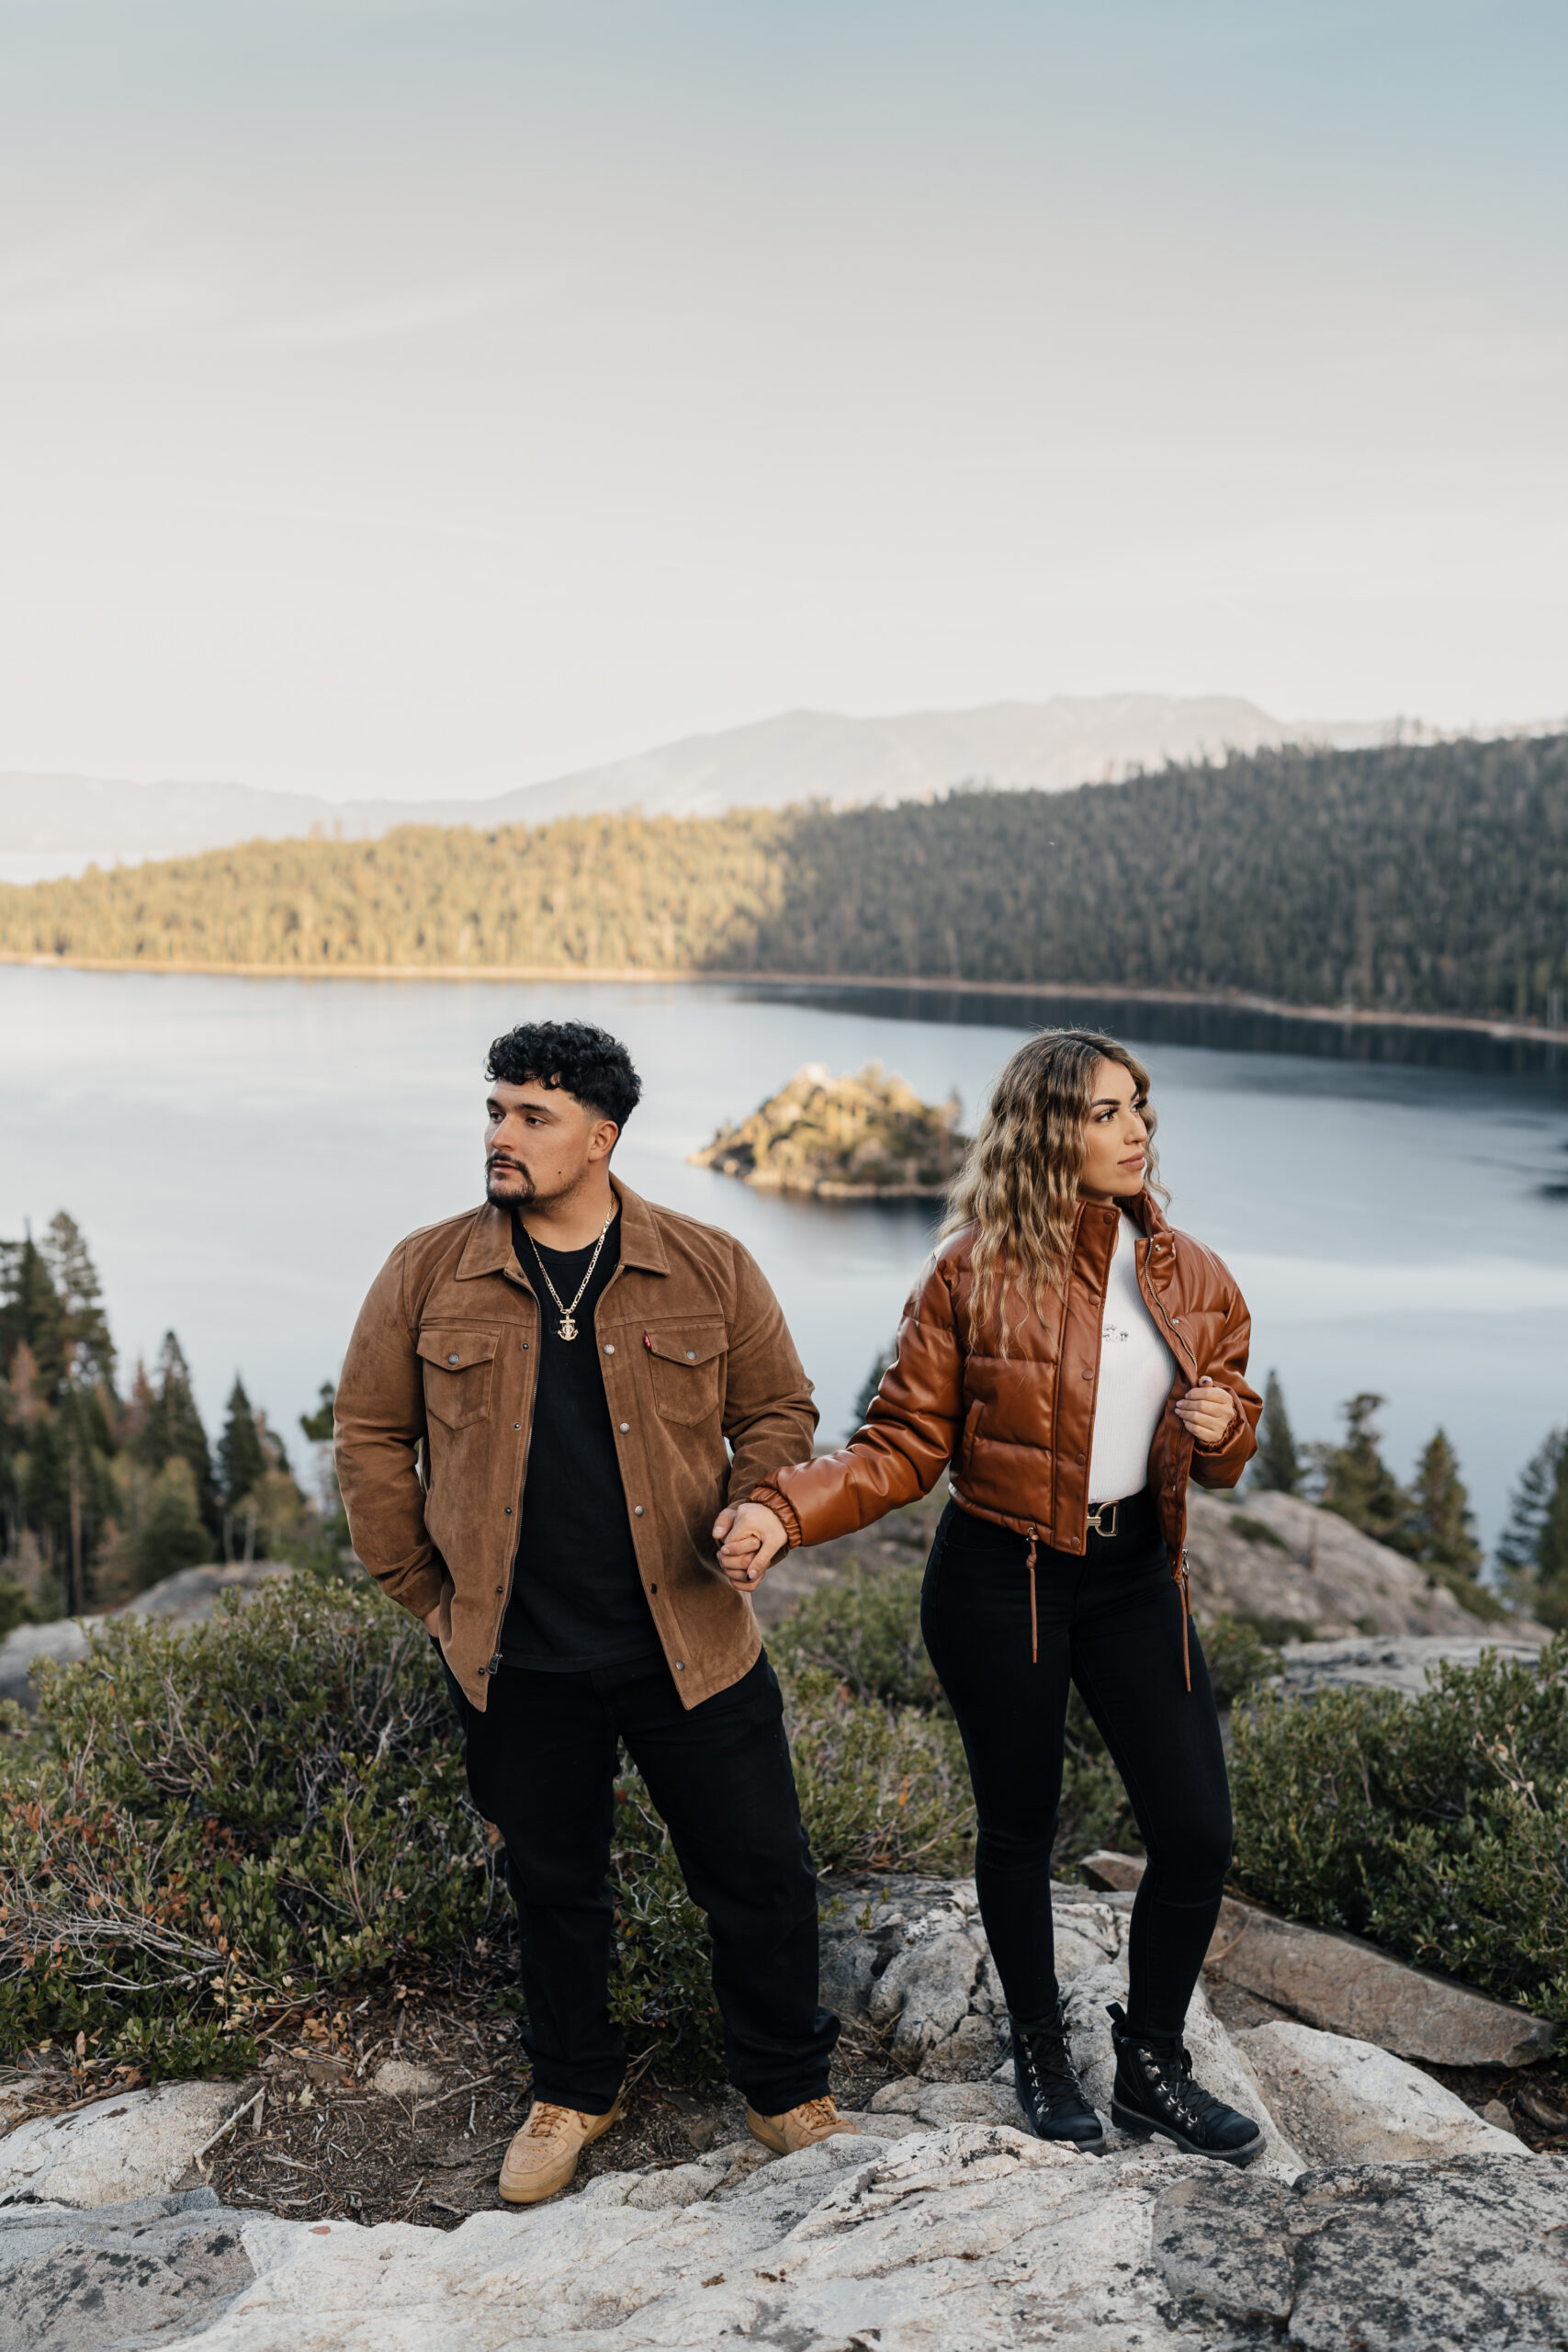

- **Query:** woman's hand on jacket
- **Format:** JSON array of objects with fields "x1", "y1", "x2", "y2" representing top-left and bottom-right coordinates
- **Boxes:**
[
  {"x1": 1174, "y1": 1376, "x2": 1236, "y2": 1450},
  {"x1": 713, "y1": 1501, "x2": 789, "y2": 1588}
]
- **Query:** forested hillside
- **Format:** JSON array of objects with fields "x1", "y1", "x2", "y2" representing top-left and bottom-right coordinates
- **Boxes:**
[{"x1": 2, "y1": 734, "x2": 1563, "y2": 1023}]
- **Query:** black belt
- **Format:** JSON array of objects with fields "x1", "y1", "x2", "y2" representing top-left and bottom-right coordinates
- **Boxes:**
[{"x1": 1084, "y1": 1487, "x2": 1157, "y2": 1543}]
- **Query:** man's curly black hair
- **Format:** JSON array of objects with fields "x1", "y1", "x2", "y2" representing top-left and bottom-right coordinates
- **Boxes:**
[{"x1": 485, "y1": 1020, "x2": 642, "y2": 1133}]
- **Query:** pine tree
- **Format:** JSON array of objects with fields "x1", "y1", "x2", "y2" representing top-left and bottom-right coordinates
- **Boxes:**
[
  {"x1": 1499, "y1": 1430, "x2": 1568, "y2": 1627},
  {"x1": 1404, "y1": 1427, "x2": 1505, "y2": 1620},
  {"x1": 1251, "y1": 1371, "x2": 1301, "y2": 1494},
  {"x1": 134, "y1": 1456, "x2": 211, "y2": 1589},
  {"x1": 41, "y1": 1212, "x2": 117, "y2": 1395},
  {"x1": 1407, "y1": 1429, "x2": 1483, "y2": 1573},
  {"x1": 1540, "y1": 1452, "x2": 1568, "y2": 1627},
  {"x1": 1316, "y1": 1393, "x2": 1416, "y2": 1554},
  {"x1": 219, "y1": 1378, "x2": 268, "y2": 1512},
  {"x1": 120, "y1": 1358, "x2": 156, "y2": 1453},
  {"x1": 135, "y1": 1332, "x2": 221, "y2": 1540},
  {"x1": 299, "y1": 1382, "x2": 336, "y2": 1445},
  {"x1": 0, "y1": 1230, "x2": 65, "y2": 1393}
]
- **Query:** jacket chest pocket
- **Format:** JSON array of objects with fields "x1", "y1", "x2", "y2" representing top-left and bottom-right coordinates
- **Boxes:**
[
  {"x1": 417, "y1": 1328, "x2": 500, "y2": 1430},
  {"x1": 643, "y1": 1323, "x2": 727, "y2": 1426}
]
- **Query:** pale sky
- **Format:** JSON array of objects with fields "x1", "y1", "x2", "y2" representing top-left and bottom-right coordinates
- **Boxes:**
[{"x1": 2, "y1": 0, "x2": 1564, "y2": 797}]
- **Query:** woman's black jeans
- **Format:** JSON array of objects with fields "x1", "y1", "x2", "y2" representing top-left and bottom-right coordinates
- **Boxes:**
[{"x1": 920, "y1": 1494, "x2": 1232, "y2": 2041}]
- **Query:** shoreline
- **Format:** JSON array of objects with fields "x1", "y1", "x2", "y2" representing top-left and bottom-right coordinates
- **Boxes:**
[{"x1": 3, "y1": 950, "x2": 1566, "y2": 1050}]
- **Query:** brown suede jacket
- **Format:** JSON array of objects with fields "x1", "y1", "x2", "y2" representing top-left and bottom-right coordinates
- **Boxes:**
[
  {"x1": 750, "y1": 1190, "x2": 1259, "y2": 1598},
  {"x1": 334, "y1": 1181, "x2": 817, "y2": 1710}
]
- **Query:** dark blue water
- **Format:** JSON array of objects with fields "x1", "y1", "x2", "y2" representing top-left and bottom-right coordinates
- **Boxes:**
[{"x1": 3, "y1": 965, "x2": 1564, "y2": 1544}]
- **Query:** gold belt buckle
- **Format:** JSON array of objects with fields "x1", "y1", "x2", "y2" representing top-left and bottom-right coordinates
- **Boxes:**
[{"x1": 1086, "y1": 1500, "x2": 1119, "y2": 1539}]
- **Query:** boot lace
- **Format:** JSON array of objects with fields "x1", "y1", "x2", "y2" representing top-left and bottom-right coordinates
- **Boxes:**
[
  {"x1": 1018, "y1": 2026, "x2": 1088, "y2": 2109},
  {"x1": 1137, "y1": 2043, "x2": 1225, "y2": 2132},
  {"x1": 792, "y1": 2097, "x2": 840, "y2": 2132}
]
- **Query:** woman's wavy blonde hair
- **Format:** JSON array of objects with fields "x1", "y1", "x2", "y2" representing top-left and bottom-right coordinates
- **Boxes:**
[{"x1": 942, "y1": 1029, "x2": 1165, "y2": 1351}]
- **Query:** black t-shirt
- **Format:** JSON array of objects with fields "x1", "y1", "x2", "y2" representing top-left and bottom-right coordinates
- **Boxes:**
[{"x1": 499, "y1": 1210, "x2": 663, "y2": 1673}]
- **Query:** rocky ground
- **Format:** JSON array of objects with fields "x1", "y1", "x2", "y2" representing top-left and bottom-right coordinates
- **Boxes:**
[
  {"x1": 6, "y1": 1872, "x2": 1567, "y2": 2349},
  {"x1": 1, "y1": 1497, "x2": 1556, "y2": 2342}
]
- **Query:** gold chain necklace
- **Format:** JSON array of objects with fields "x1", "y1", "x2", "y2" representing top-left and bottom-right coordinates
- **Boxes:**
[{"x1": 523, "y1": 1210, "x2": 615, "y2": 1341}]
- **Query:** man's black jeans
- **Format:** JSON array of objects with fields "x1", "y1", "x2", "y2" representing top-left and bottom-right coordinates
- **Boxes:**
[{"x1": 444, "y1": 1648, "x2": 839, "y2": 2114}]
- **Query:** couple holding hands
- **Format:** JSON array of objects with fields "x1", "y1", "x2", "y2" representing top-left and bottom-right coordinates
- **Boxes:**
[{"x1": 335, "y1": 1017, "x2": 1264, "y2": 2206}]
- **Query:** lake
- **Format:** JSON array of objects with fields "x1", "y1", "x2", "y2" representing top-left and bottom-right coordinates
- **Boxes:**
[{"x1": 3, "y1": 963, "x2": 1565, "y2": 1546}]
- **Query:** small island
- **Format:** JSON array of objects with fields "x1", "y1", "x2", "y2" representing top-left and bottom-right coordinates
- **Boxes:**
[{"x1": 690, "y1": 1062, "x2": 969, "y2": 1199}]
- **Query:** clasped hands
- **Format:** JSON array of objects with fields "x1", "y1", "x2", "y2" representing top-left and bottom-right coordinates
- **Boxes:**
[{"x1": 713, "y1": 1500, "x2": 789, "y2": 1589}]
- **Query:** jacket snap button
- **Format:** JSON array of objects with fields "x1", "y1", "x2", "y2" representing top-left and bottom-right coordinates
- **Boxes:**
[
  {"x1": 619, "y1": 1421, "x2": 629, "y2": 1432},
  {"x1": 604, "y1": 1343, "x2": 615, "y2": 1355},
  {"x1": 674, "y1": 1660, "x2": 684, "y2": 1671},
  {"x1": 447, "y1": 1352, "x2": 460, "y2": 1365},
  {"x1": 1081, "y1": 1369, "x2": 1092, "y2": 1379},
  {"x1": 494, "y1": 1586, "x2": 503, "y2": 1596},
  {"x1": 521, "y1": 1340, "x2": 529, "y2": 1350},
  {"x1": 685, "y1": 1350, "x2": 696, "y2": 1361},
  {"x1": 634, "y1": 1505, "x2": 644, "y2": 1516}
]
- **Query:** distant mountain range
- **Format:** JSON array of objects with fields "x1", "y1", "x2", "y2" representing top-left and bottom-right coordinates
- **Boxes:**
[{"x1": 0, "y1": 693, "x2": 1525, "y2": 865}]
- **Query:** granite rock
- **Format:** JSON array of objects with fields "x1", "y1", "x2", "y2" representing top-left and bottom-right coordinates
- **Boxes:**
[
  {"x1": 0, "y1": 2187, "x2": 254, "y2": 2352},
  {"x1": 1185, "y1": 1487, "x2": 1533, "y2": 1640},
  {"x1": 1080, "y1": 1851, "x2": 1555, "y2": 2067},
  {"x1": 868, "y1": 1930, "x2": 981, "y2": 2060},
  {"x1": 50, "y1": 2132, "x2": 1568, "y2": 2351},
  {"x1": 1271, "y1": 1630, "x2": 1546, "y2": 1699},
  {"x1": 1236, "y1": 2019, "x2": 1531, "y2": 2164},
  {"x1": 1153, "y1": 2152, "x2": 1568, "y2": 2350},
  {"x1": 0, "y1": 1562, "x2": 293, "y2": 1708},
  {"x1": 0, "y1": 2083, "x2": 244, "y2": 2209}
]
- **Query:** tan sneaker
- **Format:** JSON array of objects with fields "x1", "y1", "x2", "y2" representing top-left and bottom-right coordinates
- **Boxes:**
[
  {"x1": 498, "y1": 2094, "x2": 623, "y2": 2205},
  {"x1": 745, "y1": 2095, "x2": 862, "y2": 2155}
]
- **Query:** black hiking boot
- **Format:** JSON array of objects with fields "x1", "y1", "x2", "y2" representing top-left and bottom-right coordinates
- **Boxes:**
[
  {"x1": 1011, "y1": 2003, "x2": 1105, "y2": 2151},
  {"x1": 1107, "y1": 2002, "x2": 1264, "y2": 2166}
]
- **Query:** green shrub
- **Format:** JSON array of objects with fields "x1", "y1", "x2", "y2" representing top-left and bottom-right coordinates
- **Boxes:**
[
  {"x1": 1197, "y1": 1613, "x2": 1278, "y2": 1709},
  {"x1": 0, "y1": 1576, "x2": 990, "y2": 2086},
  {"x1": 771, "y1": 1560, "x2": 943, "y2": 1710},
  {"x1": 0, "y1": 1581, "x2": 506, "y2": 2074},
  {"x1": 771, "y1": 1558, "x2": 1135, "y2": 1871},
  {"x1": 607, "y1": 1778, "x2": 728, "y2": 2085},
  {"x1": 1230, "y1": 1515, "x2": 1292, "y2": 1553},
  {"x1": 1230, "y1": 1634, "x2": 1568, "y2": 2018},
  {"x1": 785, "y1": 1668, "x2": 973, "y2": 1873}
]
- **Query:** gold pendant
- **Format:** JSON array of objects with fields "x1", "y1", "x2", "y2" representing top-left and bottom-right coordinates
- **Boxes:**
[{"x1": 558, "y1": 1313, "x2": 578, "y2": 1341}]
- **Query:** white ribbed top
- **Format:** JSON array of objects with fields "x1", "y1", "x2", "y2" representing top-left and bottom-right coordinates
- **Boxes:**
[{"x1": 1088, "y1": 1211, "x2": 1178, "y2": 1504}]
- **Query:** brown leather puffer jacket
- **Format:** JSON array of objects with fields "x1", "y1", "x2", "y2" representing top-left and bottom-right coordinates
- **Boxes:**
[{"x1": 750, "y1": 1191, "x2": 1259, "y2": 1676}]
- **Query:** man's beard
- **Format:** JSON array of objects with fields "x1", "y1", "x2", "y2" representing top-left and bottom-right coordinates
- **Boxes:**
[{"x1": 485, "y1": 1156, "x2": 536, "y2": 1207}]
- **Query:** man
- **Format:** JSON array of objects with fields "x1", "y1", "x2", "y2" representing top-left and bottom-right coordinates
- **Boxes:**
[{"x1": 334, "y1": 1019, "x2": 856, "y2": 2203}]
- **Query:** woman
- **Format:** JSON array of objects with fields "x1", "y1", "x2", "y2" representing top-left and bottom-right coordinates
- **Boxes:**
[{"x1": 716, "y1": 1030, "x2": 1265, "y2": 2165}]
